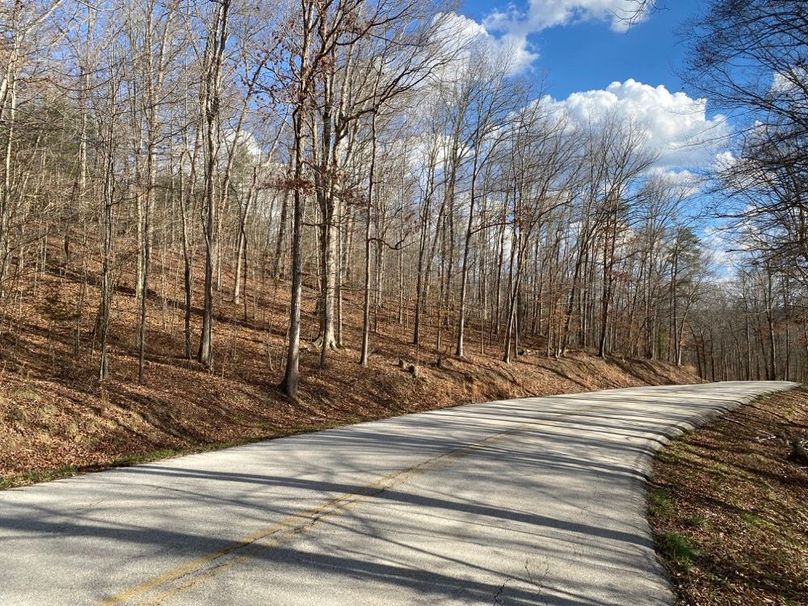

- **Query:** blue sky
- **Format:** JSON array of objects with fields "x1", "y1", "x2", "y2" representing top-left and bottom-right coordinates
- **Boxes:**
[
  {"x1": 450, "y1": 0, "x2": 734, "y2": 269},
  {"x1": 459, "y1": 0, "x2": 704, "y2": 100},
  {"x1": 444, "y1": 0, "x2": 728, "y2": 177}
]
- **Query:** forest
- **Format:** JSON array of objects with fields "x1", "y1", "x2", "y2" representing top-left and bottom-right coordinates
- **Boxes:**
[{"x1": 1, "y1": 0, "x2": 806, "y2": 407}]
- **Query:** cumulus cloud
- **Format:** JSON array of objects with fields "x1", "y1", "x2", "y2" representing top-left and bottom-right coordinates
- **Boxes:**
[
  {"x1": 702, "y1": 225, "x2": 739, "y2": 276},
  {"x1": 647, "y1": 167, "x2": 704, "y2": 197},
  {"x1": 545, "y1": 79, "x2": 730, "y2": 170},
  {"x1": 713, "y1": 150, "x2": 736, "y2": 171},
  {"x1": 223, "y1": 129, "x2": 264, "y2": 160},
  {"x1": 433, "y1": 13, "x2": 537, "y2": 75},
  {"x1": 770, "y1": 67, "x2": 807, "y2": 100},
  {"x1": 479, "y1": 0, "x2": 654, "y2": 67},
  {"x1": 486, "y1": 0, "x2": 653, "y2": 35},
  {"x1": 439, "y1": 2, "x2": 655, "y2": 75}
]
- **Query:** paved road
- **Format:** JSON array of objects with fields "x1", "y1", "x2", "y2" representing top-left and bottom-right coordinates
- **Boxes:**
[{"x1": 0, "y1": 381, "x2": 795, "y2": 605}]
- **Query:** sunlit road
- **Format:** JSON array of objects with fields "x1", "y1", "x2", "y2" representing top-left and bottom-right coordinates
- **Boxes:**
[{"x1": 0, "y1": 381, "x2": 795, "y2": 605}]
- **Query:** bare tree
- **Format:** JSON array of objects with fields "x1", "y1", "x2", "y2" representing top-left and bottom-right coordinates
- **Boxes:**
[{"x1": 197, "y1": 0, "x2": 231, "y2": 369}]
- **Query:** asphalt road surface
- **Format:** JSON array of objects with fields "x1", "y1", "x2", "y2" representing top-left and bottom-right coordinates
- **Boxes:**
[{"x1": 0, "y1": 381, "x2": 795, "y2": 605}]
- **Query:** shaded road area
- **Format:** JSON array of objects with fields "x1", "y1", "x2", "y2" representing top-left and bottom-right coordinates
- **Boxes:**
[{"x1": 0, "y1": 381, "x2": 794, "y2": 605}]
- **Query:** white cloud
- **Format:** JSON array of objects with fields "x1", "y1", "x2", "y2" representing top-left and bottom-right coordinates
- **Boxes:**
[
  {"x1": 224, "y1": 129, "x2": 265, "y2": 160},
  {"x1": 702, "y1": 225, "x2": 738, "y2": 276},
  {"x1": 480, "y1": 0, "x2": 654, "y2": 68},
  {"x1": 486, "y1": 0, "x2": 653, "y2": 35},
  {"x1": 713, "y1": 150, "x2": 736, "y2": 171},
  {"x1": 442, "y1": 2, "x2": 655, "y2": 75},
  {"x1": 433, "y1": 13, "x2": 537, "y2": 75},
  {"x1": 770, "y1": 67, "x2": 807, "y2": 99},
  {"x1": 647, "y1": 167, "x2": 703, "y2": 197},
  {"x1": 545, "y1": 79, "x2": 730, "y2": 170}
]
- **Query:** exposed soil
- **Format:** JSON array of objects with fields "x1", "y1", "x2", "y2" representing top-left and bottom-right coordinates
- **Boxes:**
[
  {"x1": 648, "y1": 386, "x2": 808, "y2": 606},
  {"x1": 0, "y1": 250, "x2": 699, "y2": 488}
]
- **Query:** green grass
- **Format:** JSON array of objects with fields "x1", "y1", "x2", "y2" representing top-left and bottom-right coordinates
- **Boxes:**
[
  {"x1": 648, "y1": 487, "x2": 675, "y2": 519},
  {"x1": 739, "y1": 510, "x2": 773, "y2": 529},
  {"x1": 0, "y1": 466, "x2": 80, "y2": 490},
  {"x1": 660, "y1": 531, "x2": 700, "y2": 570},
  {"x1": 0, "y1": 447, "x2": 219, "y2": 491}
]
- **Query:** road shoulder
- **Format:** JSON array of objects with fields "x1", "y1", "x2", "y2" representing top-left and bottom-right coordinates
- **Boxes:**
[{"x1": 648, "y1": 385, "x2": 808, "y2": 605}]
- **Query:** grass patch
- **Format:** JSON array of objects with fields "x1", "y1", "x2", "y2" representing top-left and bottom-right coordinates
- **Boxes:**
[
  {"x1": 648, "y1": 487, "x2": 674, "y2": 519},
  {"x1": 739, "y1": 510, "x2": 772, "y2": 529},
  {"x1": 0, "y1": 466, "x2": 80, "y2": 490},
  {"x1": 660, "y1": 531, "x2": 700, "y2": 570}
]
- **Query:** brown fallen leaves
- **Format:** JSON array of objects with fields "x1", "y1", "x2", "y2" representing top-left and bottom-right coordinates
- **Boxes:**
[
  {"x1": 648, "y1": 386, "x2": 808, "y2": 606},
  {"x1": 0, "y1": 266, "x2": 699, "y2": 488}
]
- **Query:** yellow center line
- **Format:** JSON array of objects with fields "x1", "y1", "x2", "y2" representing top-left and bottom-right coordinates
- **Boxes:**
[
  {"x1": 100, "y1": 465, "x2": 417, "y2": 606},
  {"x1": 101, "y1": 404, "x2": 602, "y2": 606}
]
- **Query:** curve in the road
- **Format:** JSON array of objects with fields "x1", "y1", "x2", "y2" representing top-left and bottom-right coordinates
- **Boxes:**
[{"x1": 0, "y1": 381, "x2": 795, "y2": 606}]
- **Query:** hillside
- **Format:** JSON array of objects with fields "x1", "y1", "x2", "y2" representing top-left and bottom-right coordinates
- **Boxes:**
[{"x1": 0, "y1": 247, "x2": 699, "y2": 488}]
